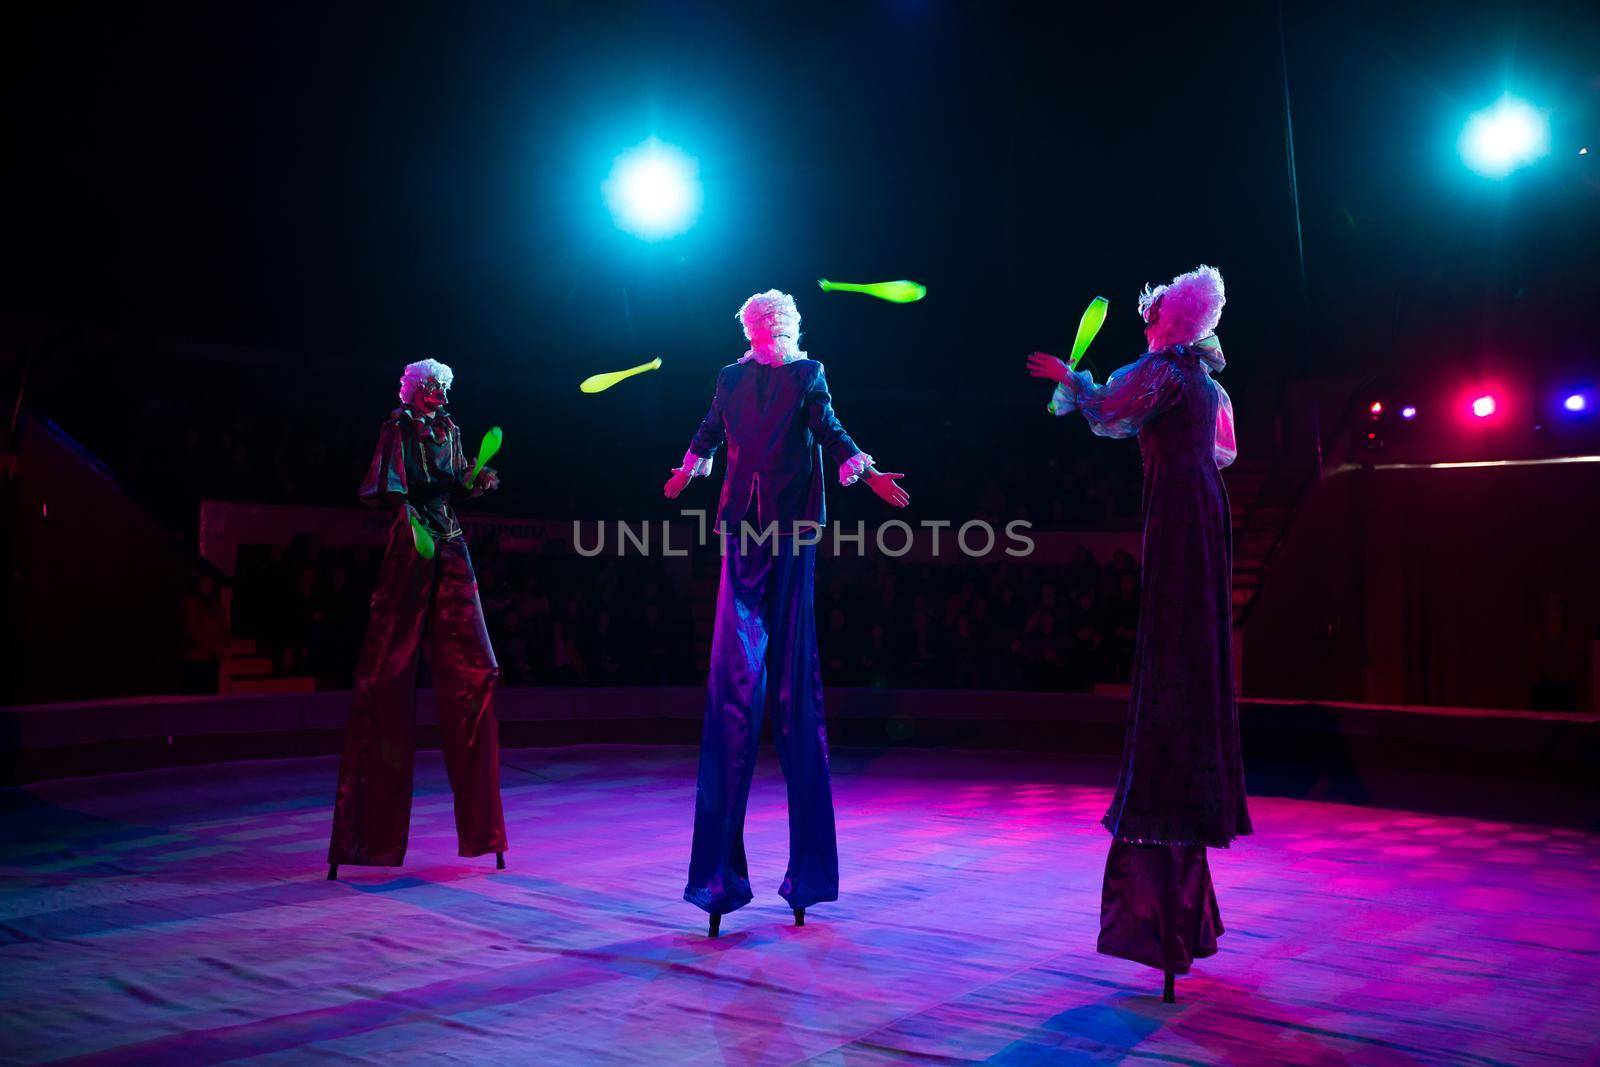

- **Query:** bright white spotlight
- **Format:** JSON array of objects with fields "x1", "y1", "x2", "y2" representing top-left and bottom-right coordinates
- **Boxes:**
[
  {"x1": 603, "y1": 139, "x2": 701, "y2": 240},
  {"x1": 1459, "y1": 96, "x2": 1549, "y2": 178}
]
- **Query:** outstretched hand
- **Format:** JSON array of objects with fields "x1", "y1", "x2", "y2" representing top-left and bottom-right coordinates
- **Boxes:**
[
  {"x1": 1027, "y1": 352, "x2": 1070, "y2": 384},
  {"x1": 663, "y1": 470, "x2": 693, "y2": 499},
  {"x1": 867, "y1": 470, "x2": 910, "y2": 508}
]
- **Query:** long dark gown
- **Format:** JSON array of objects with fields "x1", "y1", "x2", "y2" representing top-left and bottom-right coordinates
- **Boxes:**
[{"x1": 1050, "y1": 335, "x2": 1250, "y2": 975}]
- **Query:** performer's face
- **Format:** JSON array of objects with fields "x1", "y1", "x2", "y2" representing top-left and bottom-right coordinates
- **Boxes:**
[
  {"x1": 1143, "y1": 301, "x2": 1162, "y2": 347},
  {"x1": 414, "y1": 378, "x2": 447, "y2": 415},
  {"x1": 748, "y1": 306, "x2": 797, "y2": 354},
  {"x1": 750, "y1": 322, "x2": 780, "y2": 350}
]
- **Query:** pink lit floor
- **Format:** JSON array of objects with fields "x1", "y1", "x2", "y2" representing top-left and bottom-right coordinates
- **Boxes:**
[{"x1": 2, "y1": 746, "x2": 1597, "y2": 1065}]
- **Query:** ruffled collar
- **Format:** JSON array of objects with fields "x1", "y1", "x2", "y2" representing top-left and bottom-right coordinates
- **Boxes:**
[
  {"x1": 393, "y1": 406, "x2": 456, "y2": 442},
  {"x1": 1171, "y1": 335, "x2": 1225, "y2": 373},
  {"x1": 738, "y1": 347, "x2": 804, "y2": 367},
  {"x1": 394, "y1": 404, "x2": 451, "y2": 423}
]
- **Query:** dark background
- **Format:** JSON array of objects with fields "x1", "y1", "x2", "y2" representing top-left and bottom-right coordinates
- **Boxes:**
[{"x1": 5, "y1": 0, "x2": 1598, "y2": 520}]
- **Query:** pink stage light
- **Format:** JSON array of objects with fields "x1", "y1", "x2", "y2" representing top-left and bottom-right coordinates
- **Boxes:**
[
  {"x1": 1471, "y1": 395, "x2": 1497, "y2": 418},
  {"x1": 1369, "y1": 401, "x2": 1384, "y2": 416}
]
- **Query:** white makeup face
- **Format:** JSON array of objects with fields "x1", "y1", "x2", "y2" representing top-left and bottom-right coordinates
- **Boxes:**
[{"x1": 751, "y1": 316, "x2": 796, "y2": 350}]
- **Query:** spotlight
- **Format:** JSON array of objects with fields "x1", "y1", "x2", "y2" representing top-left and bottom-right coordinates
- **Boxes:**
[
  {"x1": 1400, "y1": 405, "x2": 1418, "y2": 420},
  {"x1": 1459, "y1": 96, "x2": 1549, "y2": 178},
  {"x1": 1368, "y1": 401, "x2": 1384, "y2": 416},
  {"x1": 1471, "y1": 394, "x2": 1497, "y2": 418},
  {"x1": 1564, "y1": 393, "x2": 1589, "y2": 413},
  {"x1": 603, "y1": 138, "x2": 702, "y2": 240}
]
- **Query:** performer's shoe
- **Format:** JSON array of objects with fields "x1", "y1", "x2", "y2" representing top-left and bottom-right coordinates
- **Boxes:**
[
  {"x1": 496, "y1": 852, "x2": 506, "y2": 870},
  {"x1": 793, "y1": 908, "x2": 806, "y2": 927},
  {"x1": 708, "y1": 913, "x2": 721, "y2": 938},
  {"x1": 1162, "y1": 971, "x2": 1176, "y2": 1004},
  {"x1": 327, "y1": 864, "x2": 338, "y2": 881}
]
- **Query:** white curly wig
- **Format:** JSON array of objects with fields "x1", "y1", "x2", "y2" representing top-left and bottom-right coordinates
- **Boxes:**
[
  {"x1": 736, "y1": 289, "x2": 805, "y2": 364},
  {"x1": 1138, "y1": 265, "x2": 1226, "y2": 351},
  {"x1": 398, "y1": 358, "x2": 454, "y2": 405}
]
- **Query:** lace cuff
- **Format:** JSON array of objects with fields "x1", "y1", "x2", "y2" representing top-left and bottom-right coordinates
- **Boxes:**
[
  {"x1": 1046, "y1": 371, "x2": 1093, "y2": 416},
  {"x1": 839, "y1": 451, "x2": 875, "y2": 486},
  {"x1": 1048, "y1": 356, "x2": 1183, "y2": 441},
  {"x1": 678, "y1": 451, "x2": 714, "y2": 478}
]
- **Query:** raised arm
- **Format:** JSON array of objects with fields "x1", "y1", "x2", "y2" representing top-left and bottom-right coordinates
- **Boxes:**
[{"x1": 1028, "y1": 351, "x2": 1184, "y2": 439}]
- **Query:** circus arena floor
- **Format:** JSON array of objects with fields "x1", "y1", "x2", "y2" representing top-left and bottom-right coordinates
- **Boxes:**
[{"x1": 3, "y1": 746, "x2": 1598, "y2": 1065}]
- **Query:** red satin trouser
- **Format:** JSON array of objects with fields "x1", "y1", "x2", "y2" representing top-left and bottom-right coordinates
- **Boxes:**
[{"x1": 328, "y1": 513, "x2": 506, "y2": 866}]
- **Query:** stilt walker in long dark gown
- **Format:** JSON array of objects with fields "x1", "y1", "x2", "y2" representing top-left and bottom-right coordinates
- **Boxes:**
[
  {"x1": 664, "y1": 290, "x2": 910, "y2": 936},
  {"x1": 1028, "y1": 265, "x2": 1251, "y2": 1002},
  {"x1": 328, "y1": 358, "x2": 508, "y2": 877}
]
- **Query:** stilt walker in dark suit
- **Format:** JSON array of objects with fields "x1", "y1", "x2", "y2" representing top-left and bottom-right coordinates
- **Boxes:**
[{"x1": 664, "y1": 290, "x2": 910, "y2": 935}]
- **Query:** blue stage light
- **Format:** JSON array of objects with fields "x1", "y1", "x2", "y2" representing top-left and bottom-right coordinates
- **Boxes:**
[
  {"x1": 1563, "y1": 392, "x2": 1589, "y2": 414},
  {"x1": 1400, "y1": 405, "x2": 1418, "y2": 420},
  {"x1": 1459, "y1": 96, "x2": 1549, "y2": 178},
  {"x1": 603, "y1": 139, "x2": 702, "y2": 240}
]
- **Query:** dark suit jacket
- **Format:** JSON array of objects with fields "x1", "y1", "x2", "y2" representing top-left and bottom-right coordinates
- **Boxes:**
[{"x1": 687, "y1": 358, "x2": 865, "y2": 529}]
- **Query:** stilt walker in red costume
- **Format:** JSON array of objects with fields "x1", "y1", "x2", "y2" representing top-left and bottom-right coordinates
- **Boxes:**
[{"x1": 327, "y1": 358, "x2": 508, "y2": 878}]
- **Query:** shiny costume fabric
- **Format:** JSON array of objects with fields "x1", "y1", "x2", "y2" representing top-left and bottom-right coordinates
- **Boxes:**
[
  {"x1": 684, "y1": 537, "x2": 838, "y2": 914},
  {"x1": 328, "y1": 406, "x2": 505, "y2": 866},
  {"x1": 686, "y1": 358, "x2": 864, "y2": 529},
  {"x1": 682, "y1": 359, "x2": 860, "y2": 915},
  {"x1": 1051, "y1": 337, "x2": 1249, "y2": 972},
  {"x1": 1098, "y1": 841, "x2": 1222, "y2": 974}
]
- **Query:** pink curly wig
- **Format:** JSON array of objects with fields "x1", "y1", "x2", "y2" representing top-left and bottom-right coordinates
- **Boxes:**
[
  {"x1": 398, "y1": 358, "x2": 454, "y2": 405},
  {"x1": 736, "y1": 289, "x2": 805, "y2": 363},
  {"x1": 1138, "y1": 265, "x2": 1226, "y2": 351}
]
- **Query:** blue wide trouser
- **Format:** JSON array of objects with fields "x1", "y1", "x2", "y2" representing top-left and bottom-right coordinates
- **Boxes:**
[{"x1": 684, "y1": 536, "x2": 839, "y2": 915}]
